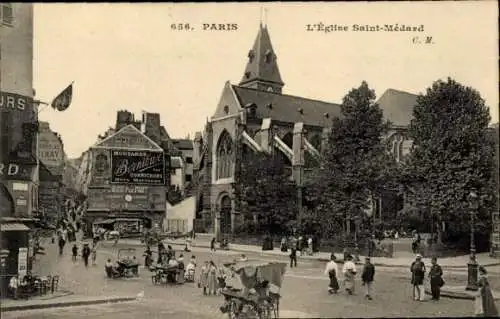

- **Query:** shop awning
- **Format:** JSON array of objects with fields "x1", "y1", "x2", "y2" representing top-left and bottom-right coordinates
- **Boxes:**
[{"x1": 1, "y1": 223, "x2": 30, "y2": 232}]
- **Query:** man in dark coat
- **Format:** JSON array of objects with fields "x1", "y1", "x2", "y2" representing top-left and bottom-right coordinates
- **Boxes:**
[
  {"x1": 410, "y1": 254, "x2": 426, "y2": 301},
  {"x1": 81, "y1": 244, "x2": 91, "y2": 268},
  {"x1": 361, "y1": 257, "x2": 375, "y2": 300}
]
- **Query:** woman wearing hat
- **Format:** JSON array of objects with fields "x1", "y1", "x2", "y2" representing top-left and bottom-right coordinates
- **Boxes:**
[{"x1": 475, "y1": 266, "x2": 499, "y2": 317}]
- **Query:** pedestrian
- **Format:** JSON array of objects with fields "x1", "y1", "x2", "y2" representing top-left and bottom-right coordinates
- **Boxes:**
[
  {"x1": 8, "y1": 275, "x2": 19, "y2": 299},
  {"x1": 177, "y1": 254, "x2": 185, "y2": 284},
  {"x1": 324, "y1": 253, "x2": 339, "y2": 294},
  {"x1": 410, "y1": 254, "x2": 426, "y2": 301},
  {"x1": 210, "y1": 237, "x2": 216, "y2": 252},
  {"x1": 475, "y1": 266, "x2": 499, "y2": 317},
  {"x1": 289, "y1": 246, "x2": 297, "y2": 268},
  {"x1": 58, "y1": 236, "x2": 65, "y2": 256},
  {"x1": 342, "y1": 255, "x2": 357, "y2": 295},
  {"x1": 91, "y1": 243, "x2": 97, "y2": 266},
  {"x1": 361, "y1": 257, "x2": 375, "y2": 300},
  {"x1": 72, "y1": 244, "x2": 78, "y2": 261},
  {"x1": 82, "y1": 243, "x2": 91, "y2": 267},
  {"x1": 428, "y1": 257, "x2": 444, "y2": 301},
  {"x1": 199, "y1": 261, "x2": 209, "y2": 295},
  {"x1": 208, "y1": 260, "x2": 218, "y2": 295},
  {"x1": 280, "y1": 237, "x2": 287, "y2": 252}
]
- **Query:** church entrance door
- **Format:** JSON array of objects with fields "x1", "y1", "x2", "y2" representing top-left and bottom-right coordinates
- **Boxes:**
[{"x1": 220, "y1": 196, "x2": 232, "y2": 235}]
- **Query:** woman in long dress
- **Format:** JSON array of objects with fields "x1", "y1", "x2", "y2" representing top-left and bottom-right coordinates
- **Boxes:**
[
  {"x1": 324, "y1": 254, "x2": 340, "y2": 294},
  {"x1": 199, "y1": 261, "x2": 209, "y2": 295},
  {"x1": 475, "y1": 266, "x2": 499, "y2": 317},
  {"x1": 342, "y1": 255, "x2": 357, "y2": 295},
  {"x1": 207, "y1": 261, "x2": 218, "y2": 295}
]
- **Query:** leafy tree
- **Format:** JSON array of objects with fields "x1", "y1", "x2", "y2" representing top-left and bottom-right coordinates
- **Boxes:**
[
  {"x1": 238, "y1": 151, "x2": 297, "y2": 234},
  {"x1": 305, "y1": 81, "x2": 397, "y2": 239},
  {"x1": 404, "y1": 78, "x2": 495, "y2": 249}
]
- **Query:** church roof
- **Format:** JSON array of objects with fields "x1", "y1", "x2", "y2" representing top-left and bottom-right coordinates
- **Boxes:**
[
  {"x1": 239, "y1": 24, "x2": 284, "y2": 86},
  {"x1": 377, "y1": 89, "x2": 419, "y2": 127},
  {"x1": 232, "y1": 85, "x2": 341, "y2": 127}
]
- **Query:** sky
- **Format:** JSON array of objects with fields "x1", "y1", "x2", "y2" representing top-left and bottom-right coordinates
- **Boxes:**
[{"x1": 33, "y1": 2, "x2": 499, "y2": 159}]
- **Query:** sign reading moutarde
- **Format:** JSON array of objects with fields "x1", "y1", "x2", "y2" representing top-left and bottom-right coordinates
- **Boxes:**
[{"x1": 111, "y1": 150, "x2": 165, "y2": 185}]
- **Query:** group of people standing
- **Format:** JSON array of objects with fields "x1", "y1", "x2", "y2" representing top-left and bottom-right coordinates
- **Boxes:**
[
  {"x1": 324, "y1": 254, "x2": 376, "y2": 300},
  {"x1": 71, "y1": 242, "x2": 97, "y2": 267}
]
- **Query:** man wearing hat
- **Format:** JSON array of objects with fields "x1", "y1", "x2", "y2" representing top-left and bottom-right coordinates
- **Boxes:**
[{"x1": 410, "y1": 254, "x2": 426, "y2": 301}]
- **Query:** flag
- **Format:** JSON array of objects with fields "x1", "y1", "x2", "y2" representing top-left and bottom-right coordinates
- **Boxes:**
[{"x1": 51, "y1": 82, "x2": 73, "y2": 111}]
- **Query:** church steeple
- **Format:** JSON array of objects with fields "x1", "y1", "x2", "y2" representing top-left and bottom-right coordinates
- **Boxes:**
[{"x1": 239, "y1": 24, "x2": 284, "y2": 94}]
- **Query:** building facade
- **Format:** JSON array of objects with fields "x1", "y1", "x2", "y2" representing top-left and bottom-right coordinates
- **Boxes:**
[
  {"x1": 0, "y1": 3, "x2": 37, "y2": 290},
  {"x1": 172, "y1": 139, "x2": 194, "y2": 185},
  {"x1": 193, "y1": 24, "x2": 417, "y2": 239},
  {"x1": 37, "y1": 121, "x2": 67, "y2": 221},
  {"x1": 170, "y1": 156, "x2": 185, "y2": 192},
  {"x1": 79, "y1": 123, "x2": 169, "y2": 237}
]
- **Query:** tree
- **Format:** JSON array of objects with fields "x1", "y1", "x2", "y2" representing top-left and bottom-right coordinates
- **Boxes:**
[
  {"x1": 238, "y1": 151, "x2": 298, "y2": 234},
  {"x1": 306, "y1": 81, "x2": 397, "y2": 239},
  {"x1": 405, "y1": 78, "x2": 495, "y2": 249}
]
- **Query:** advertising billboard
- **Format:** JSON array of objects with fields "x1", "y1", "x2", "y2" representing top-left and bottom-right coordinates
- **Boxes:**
[
  {"x1": 86, "y1": 185, "x2": 166, "y2": 211},
  {"x1": 111, "y1": 150, "x2": 165, "y2": 185}
]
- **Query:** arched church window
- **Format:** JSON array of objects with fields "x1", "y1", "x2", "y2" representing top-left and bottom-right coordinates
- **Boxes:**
[{"x1": 216, "y1": 131, "x2": 233, "y2": 179}]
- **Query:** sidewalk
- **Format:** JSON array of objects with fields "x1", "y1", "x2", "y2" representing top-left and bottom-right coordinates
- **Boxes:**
[
  {"x1": 1, "y1": 295, "x2": 137, "y2": 312},
  {"x1": 118, "y1": 237, "x2": 500, "y2": 269},
  {"x1": 424, "y1": 285, "x2": 500, "y2": 301}
]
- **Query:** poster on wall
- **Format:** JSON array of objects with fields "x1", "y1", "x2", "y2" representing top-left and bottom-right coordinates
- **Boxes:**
[
  {"x1": 111, "y1": 150, "x2": 165, "y2": 185},
  {"x1": 91, "y1": 150, "x2": 110, "y2": 186},
  {"x1": 18, "y1": 247, "x2": 28, "y2": 277}
]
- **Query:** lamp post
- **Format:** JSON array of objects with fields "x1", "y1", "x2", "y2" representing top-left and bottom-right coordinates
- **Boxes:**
[
  {"x1": 465, "y1": 189, "x2": 479, "y2": 291},
  {"x1": 366, "y1": 204, "x2": 374, "y2": 257}
]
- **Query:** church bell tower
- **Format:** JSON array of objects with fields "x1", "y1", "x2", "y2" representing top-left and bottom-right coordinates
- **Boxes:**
[{"x1": 239, "y1": 24, "x2": 284, "y2": 94}]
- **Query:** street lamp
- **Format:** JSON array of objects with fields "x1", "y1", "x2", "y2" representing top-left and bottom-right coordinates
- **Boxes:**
[
  {"x1": 466, "y1": 189, "x2": 479, "y2": 291},
  {"x1": 366, "y1": 204, "x2": 374, "y2": 257}
]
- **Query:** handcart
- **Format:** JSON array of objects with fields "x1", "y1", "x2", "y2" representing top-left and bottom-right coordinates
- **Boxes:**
[{"x1": 219, "y1": 261, "x2": 287, "y2": 319}]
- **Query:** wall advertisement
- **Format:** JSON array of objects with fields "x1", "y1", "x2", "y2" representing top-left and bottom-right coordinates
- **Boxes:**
[
  {"x1": 111, "y1": 150, "x2": 165, "y2": 185},
  {"x1": 87, "y1": 185, "x2": 166, "y2": 211},
  {"x1": 18, "y1": 247, "x2": 28, "y2": 277}
]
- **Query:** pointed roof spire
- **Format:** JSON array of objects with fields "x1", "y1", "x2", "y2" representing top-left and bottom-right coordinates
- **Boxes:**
[{"x1": 239, "y1": 23, "x2": 284, "y2": 92}]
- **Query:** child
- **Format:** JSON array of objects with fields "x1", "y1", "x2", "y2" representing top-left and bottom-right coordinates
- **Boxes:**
[
  {"x1": 91, "y1": 244, "x2": 97, "y2": 266},
  {"x1": 185, "y1": 255, "x2": 196, "y2": 282},
  {"x1": 72, "y1": 244, "x2": 78, "y2": 262},
  {"x1": 199, "y1": 261, "x2": 209, "y2": 295}
]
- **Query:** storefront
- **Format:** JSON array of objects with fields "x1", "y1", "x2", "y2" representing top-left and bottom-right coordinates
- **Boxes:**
[
  {"x1": 92, "y1": 218, "x2": 145, "y2": 237},
  {"x1": 81, "y1": 124, "x2": 168, "y2": 238}
]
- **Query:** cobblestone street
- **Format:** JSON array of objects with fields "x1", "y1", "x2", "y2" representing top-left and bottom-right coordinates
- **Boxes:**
[{"x1": 4, "y1": 238, "x2": 494, "y2": 318}]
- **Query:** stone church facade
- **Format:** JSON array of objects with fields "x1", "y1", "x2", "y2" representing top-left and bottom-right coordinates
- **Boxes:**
[{"x1": 193, "y1": 24, "x2": 417, "y2": 239}]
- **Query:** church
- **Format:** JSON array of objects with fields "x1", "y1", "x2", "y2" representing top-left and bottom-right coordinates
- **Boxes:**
[{"x1": 192, "y1": 24, "x2": 417, "y2": 239}]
